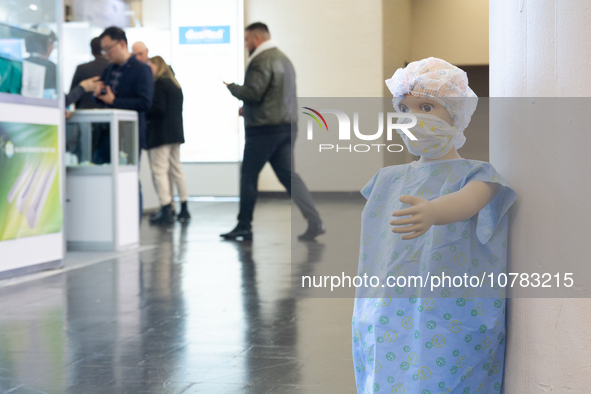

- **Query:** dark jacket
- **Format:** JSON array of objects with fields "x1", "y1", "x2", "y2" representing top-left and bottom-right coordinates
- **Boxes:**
[
  {"x1": 228, "y1": 47, "x2": 297, "y2": 130},
  {"x1": 69, "y1": 57, "x2": 109, "y2": 109},
  {"x1": 146, "y1": 77, "x2": 184, "y2": 149},
  {"x1": 97, "y1": 55, "x2": 154, "y2": 150},
  {"x1": 65, "y1": 85, "x2": 84, "y2": 107}
]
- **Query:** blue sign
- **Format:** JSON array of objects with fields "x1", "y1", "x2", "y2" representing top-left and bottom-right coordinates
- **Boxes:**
[{"x1": 179, "y1": 26, "x2": 230, "y2": 45}]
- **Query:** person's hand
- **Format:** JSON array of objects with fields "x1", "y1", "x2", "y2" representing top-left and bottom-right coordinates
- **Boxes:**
[
  {"x1": 80, "y1": 76, "x2": 101, "y2": 93},
  {"x1": 93, "y1": 81, "x2": 105, "y2": 98},
  {"x1": 390, "y1": 195, "x2": 437, "y2": 240},
  {"x1": 223, "y1": 81, "x2": 230, "y2": 87},
  {"x1": 97, "y1": 85, "x2": 116, "y2": 105},
  {"x1": 238, "y1": 107, "x2": 243, "y2": 116},
  {"x1": 65, "y1": 110, "x2": 73, "y2": 119}
]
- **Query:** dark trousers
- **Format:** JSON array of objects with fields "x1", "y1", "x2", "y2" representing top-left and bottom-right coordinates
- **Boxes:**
[{"x1": 238, "y1": 125, "x2": 321, "y2": 229}]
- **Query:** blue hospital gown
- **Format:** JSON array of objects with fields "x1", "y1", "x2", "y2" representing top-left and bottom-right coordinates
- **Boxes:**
[{"x1": 352, "y1": 158, "x2": 516, "y2": 394}]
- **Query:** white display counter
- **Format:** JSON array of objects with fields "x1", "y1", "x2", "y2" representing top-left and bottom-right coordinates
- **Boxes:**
[
  {"x1": 65, "y1": 109, "x2": 139, "y2": 252},
  {"x1": 0, "y1": 102, "x2": 64, "y2": 279},
  {"x1": 0, "y1": 3, "x2": 65, "y2": 279}
]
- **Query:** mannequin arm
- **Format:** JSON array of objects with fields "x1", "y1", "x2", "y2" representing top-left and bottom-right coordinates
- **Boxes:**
[{"x1": 390, "y1": 180, "x2": 500, "y2": 240}]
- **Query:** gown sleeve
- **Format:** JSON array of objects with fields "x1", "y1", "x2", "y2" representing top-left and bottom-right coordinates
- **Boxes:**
[
  {"x1": 460, "y1": 162, "x2": 517, "y2": 244},
  {"x1": 360, "y1": 170, "x2": 381, "y2": 200}
]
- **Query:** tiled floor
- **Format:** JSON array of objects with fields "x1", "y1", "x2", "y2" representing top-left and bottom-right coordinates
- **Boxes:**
[{"x1": 0, "y1": 199, "x2": 359, "y2": 393}]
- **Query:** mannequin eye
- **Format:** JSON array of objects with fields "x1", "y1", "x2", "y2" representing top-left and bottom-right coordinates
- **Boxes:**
[
  {"x1": 420, "y1": 104, "x2": 434, "y2": 112},
  {"x1": 399, "y1": 105, "x2": 409, "y2": 113}
]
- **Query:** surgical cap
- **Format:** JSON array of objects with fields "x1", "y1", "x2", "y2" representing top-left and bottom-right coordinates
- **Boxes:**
[{"x1": 385, "y1": 57, "x2": 478, "y2": 149}]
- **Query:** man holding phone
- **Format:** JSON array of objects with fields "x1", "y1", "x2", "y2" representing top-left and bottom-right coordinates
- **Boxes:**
[
  {"x1": 222, "y1": 22, "x2": 325, "y2": 241},
  {"x1": 94, "y1": 26, "x2": 154, "y2": 222}
]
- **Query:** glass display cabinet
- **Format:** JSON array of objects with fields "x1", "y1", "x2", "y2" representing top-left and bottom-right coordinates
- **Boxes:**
[
  {"x1": 65, "y1": 109, "x2": 139, "y2": 251},
  {"x1": 0, "y1": 0, "x2": 63, "y2": 279},
  {"x1": 0, "y1": 0, "x2": 61, "y2": 104}
]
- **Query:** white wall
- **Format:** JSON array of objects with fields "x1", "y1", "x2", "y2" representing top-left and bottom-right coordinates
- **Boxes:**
[
  {"x1": 246, "y1": 0, "x2": 385, "y2": 98},
  {"x1": 490, "y1": 1, "x2": 591, "y2": 392},
  {"x1": 245, "y1": 0, "x2": 386, "y2": 192},
  {"x1": 140, "y1": 155, "x2": 239, "y2": 209},
  {"x1": 411, "y1": 0, "x2": 489, "y2": 65},
  {"x1": 142, "y1": 0, "x2": 170, "y2": 29}
]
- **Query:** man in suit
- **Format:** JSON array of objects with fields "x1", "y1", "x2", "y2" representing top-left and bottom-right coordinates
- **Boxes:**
[
  {"x1": 69, "y1": 37, "x2": 109, "y2": 109},
  {"x1": 94, "y1": 26, "x2": 154, "y2": 222},
  {"x1": 94, "y1": 27, "x2": 154, "y2": 155},
  {"x1": 222, "y1": 22, "x2": 325, "y2": 241}
]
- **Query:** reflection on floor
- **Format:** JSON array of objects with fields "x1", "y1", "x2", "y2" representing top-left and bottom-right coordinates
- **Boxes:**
[{"x1": 0, "y1": 200, "x2": 357, "y2": 393}]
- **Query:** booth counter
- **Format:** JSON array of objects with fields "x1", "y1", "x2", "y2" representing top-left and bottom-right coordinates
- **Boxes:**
[
  {"x1": 0, "y1": 103, "x2": 64, "y2": 279},
  {"x1": 0, "y1": 0, "x2": 65, "y2": 279},
  {"x1": 65, "y1": 109, "x2": 139, "y2": 252}
]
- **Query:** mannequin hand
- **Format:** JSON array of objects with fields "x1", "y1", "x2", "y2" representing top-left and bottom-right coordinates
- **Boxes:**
[{"x1": 390, "y1": 195, "x2": 437, "y2": 240}]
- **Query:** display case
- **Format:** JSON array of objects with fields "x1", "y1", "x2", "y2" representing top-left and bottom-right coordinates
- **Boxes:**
[
  {"x1": 65, "y1": 109, "x2": 139, "y2": 251},
  {"x1": 0, "y1": 5, "x2": 60, "y2": 103},
  {"x1": 0, "y1": 0, "x2": 64, "y2": 279}
]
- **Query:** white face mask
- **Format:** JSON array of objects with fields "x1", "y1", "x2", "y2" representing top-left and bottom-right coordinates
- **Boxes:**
[{"x1": 398, "y1": 113, "x2": 457, "y2": 159}]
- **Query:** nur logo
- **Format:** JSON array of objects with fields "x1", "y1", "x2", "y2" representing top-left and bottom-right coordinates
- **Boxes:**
[
  {"x1": 302, "y1": 107, "x2": 329, "y2": 132},
  {"x1": 302, "y1": 107, "x2": 418, "y2": 141},
  {"x1": 302, "y1": 107, "x2": 418, "y2": 153}
]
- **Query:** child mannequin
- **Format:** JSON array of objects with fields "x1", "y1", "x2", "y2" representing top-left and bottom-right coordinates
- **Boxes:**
[{"x1": 352, "y1": 58, "x2": 516, "y2": 394}]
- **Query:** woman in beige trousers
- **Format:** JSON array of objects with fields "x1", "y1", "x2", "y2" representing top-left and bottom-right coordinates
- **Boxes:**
[{"x1": 146, "y1": 56, "x2": 190, "y2": 224}]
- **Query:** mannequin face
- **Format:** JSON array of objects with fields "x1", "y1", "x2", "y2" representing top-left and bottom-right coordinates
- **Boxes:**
[
  {"x1": 398, "y1": 95, "x2": 461, "y2": 163},
  {"x1": 398, "y1": 95, "x2": 454, "y2": 126}
]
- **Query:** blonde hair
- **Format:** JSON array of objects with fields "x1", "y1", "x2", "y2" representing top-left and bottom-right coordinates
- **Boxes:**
[{"x1": 149, "y1": 56, "x2": 181, "y2": 88}]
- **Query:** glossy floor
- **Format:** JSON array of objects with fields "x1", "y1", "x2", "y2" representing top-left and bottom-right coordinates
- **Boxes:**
[{"x1": 0, "y1": 200, "x2": 358, "y2": 393}]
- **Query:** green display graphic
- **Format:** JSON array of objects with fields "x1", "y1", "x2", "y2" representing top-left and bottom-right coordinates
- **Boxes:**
[{"x1": 0, "y1": 122, "x2": 62, "y2": 241}]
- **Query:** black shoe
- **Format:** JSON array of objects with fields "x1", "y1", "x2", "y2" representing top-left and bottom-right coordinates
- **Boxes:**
[
  {"x1": 220, "y1": 225, "x2": 252, "y2": 241},
  {"x1": 149, "y1": 207, "x2": 176, "y2": 220},
  {"x1": 178, "y1": 201, "x2": 191, "y2": 222},
  {"x1": 149, "y1": 211, "x2": 174, "y2": 221},
  {"x1": 149, "y1": 204, "x2": 174, "y2": 225},
  {"x1": 298, "y1": 222, "x2": 326, "y2": 241}
]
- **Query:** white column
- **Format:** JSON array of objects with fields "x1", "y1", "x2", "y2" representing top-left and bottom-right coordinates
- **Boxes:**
[{"x1": 490, "y1": 1, "x2": 591, "y2": 392}]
